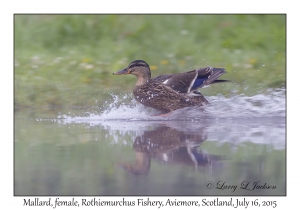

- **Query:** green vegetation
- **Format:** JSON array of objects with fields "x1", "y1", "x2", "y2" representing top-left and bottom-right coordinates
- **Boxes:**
[{"x1": 15, "y1": 15, "x2": 286, "y2": 109}]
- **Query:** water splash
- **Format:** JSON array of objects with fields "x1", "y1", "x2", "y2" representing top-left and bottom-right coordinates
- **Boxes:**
[
  {"x1": 204, "y1": 88, "x2": 285, "y2": 119},
  {"x1": 62, "y1": 88, "x2": 285, "y2": 122},
  {"x1": 59, "y1": 88, "x2": 285, "y2": 149}
]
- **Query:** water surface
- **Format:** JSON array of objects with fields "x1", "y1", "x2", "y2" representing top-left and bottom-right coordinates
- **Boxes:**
[{"x1": 15, "y1": 89, "x2": 286, "y2": 195}]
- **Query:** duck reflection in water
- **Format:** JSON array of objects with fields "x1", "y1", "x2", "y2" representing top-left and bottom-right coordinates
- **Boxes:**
[{"x1": 117, "y1": 124, "x2": 226, "y2": 176}]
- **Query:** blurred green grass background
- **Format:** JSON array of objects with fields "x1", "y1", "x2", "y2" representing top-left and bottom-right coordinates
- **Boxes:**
[{"x1": 14, "y1": 14, "x2": 286, "y2": 109}]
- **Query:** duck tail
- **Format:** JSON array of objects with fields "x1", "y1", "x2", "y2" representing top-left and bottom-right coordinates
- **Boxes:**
[
  {"x1": 205, "y1": 67, "x2": 226, "y2": 85},
  {"x1": 212, "y1": 79, "x2": 231, "y2": 84}
]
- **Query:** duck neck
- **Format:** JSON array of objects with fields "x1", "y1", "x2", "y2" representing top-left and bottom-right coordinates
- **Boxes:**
[
  {"x1": 136, "y1": 76, "x2": 150, "y2": 86},
  {"x1": 132, "y1": 67, "x2": 151, "y2": 86}
]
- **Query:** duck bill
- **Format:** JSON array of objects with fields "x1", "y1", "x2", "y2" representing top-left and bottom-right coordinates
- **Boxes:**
[{"x1": 113, "y1": 68, "x2": 130, "y2": 75}]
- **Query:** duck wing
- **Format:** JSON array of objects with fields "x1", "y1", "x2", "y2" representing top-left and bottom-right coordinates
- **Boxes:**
[
  {"x1": 192, "y1": 67, "x2": 228, "y2": 90},
  {"x1": 152, "y1": 67, "x2": 228, "y2": 93},
  {"x1": 152, "y1": 70, "x2": 197, "y2": 93}
]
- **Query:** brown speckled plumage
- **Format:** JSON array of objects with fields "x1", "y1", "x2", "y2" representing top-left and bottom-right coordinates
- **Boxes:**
[
  {"x1": 133, "y1": 82, "x2": 208, "y2": 112},
  {"x1": 113, "y1": 60, "x2": 228, "y2": 113}
]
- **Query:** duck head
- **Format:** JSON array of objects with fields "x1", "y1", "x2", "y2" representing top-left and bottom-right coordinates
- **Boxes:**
[{"x1": 113, "y1": 60, "x2": 151, "y2": 86}]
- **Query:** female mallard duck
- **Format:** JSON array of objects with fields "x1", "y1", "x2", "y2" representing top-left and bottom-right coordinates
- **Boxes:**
[{"x1": 113, "y1": 60, "x2": 228, "y2": 113}]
